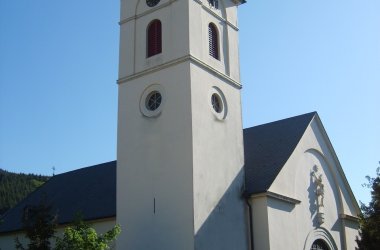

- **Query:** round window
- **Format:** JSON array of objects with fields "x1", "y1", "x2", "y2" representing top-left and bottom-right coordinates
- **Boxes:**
[
  {"x1": 211, "y1": 93, "x2": 222, "y2": 113},
  {"x1": 146, "y1": 91, "x2": 162, "y2": 111},
  {"x1": 209, "y1": 87, "x2": 227, "y2": 120},
  {"x1": 140, "y1": 84, "x2": 165, "y2": 117}
]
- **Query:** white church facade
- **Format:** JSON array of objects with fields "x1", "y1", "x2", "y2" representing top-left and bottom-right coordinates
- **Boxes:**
[{"x1": 0, "y1": 0, "x2": 360, "y2": 249}]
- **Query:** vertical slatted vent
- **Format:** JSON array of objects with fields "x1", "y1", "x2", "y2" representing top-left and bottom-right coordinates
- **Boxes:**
[
  {"x1": 147, "y1": 20, "x2": 162, "y2": 58},
  {"x1": 208, "y1": 23, "x2": 219, "y2": 60}
]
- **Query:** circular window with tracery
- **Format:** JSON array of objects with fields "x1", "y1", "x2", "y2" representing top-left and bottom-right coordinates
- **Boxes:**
[
  {"x1": 140, "y1": 84, "x2": 165, "y2": 117},
  {"x1": 211, "y1": 93, "x2": 222, "y2": 113},
  {"x1": 146, "y1": 91, "x2": 162, "y2": 111},
  {"x1": 209, "y1": 87, "x2": 227, "y2": 120}
]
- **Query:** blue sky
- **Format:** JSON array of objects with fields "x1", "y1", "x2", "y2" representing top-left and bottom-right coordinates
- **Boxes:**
[{"x1": 0, "y1": 0, "x2": 379, "y2": 205}]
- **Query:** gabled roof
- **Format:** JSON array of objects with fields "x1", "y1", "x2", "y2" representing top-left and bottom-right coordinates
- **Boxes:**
[
  {"x1": 0, "y1": 161, "x2": 116, "y2": 233},
  {"x1": 243, "y1": 112, "x2": 316, "y2": 195},
  {"x1": 0, "y1": 112, "x2": 316, "y2": 233}
]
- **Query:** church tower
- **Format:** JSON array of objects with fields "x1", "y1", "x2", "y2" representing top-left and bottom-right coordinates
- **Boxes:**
[{"x1": 116, "y1": 0, "x2": 248, "y2": 249}]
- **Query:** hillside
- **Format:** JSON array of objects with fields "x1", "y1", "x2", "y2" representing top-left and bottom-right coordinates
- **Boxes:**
[{"x1": 0, "y1": 169, "x2": 50, "y2": 216}]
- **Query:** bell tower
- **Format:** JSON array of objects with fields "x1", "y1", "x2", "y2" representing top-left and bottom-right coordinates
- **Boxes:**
[{"x1": 116, "y1": 0, "x2": 248, "y2": 249}]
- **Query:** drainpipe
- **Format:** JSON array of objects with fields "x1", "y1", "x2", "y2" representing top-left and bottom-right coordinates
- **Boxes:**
[{"x1": 246, "y1": 198, "x2": 254, "y2": 250}]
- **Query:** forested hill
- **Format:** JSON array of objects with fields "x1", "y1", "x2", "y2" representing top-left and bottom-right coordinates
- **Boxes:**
[{"x1": 0, "y1": 169, "x2": 50, "y2": 216}]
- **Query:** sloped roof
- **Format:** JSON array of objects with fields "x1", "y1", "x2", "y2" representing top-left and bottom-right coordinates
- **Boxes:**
[
  {"x1": 0, "y1": 112, "x2": 316, "y2": 233},
  {"x1": 233, "y1": 0, "x2": 247, "y2": 5},
  {"x1": 244, "y1": 112, "x2": 316, "y2": 195},
  {"x1": 0, "y1": 161, "x2": 116, "y2": 233}
]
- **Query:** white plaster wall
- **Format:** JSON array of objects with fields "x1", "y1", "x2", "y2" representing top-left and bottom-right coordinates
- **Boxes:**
[
  {"x1": 267, "y1": 197, "x2": 299, "y2": 249},
  {"x1": 190, "y1": 62, "x2": 248, "y2": 249},
  {"x1": 266, "y1": 116, "x2": 359, "y2": 249},
  {"x1": 196, "y1": 0, "x2": 238, "y2": 27},
  {"x1": 135, "y1": 0, "x2": 189, "y2": 73},
  {"x1": 344, "y1": 219, "x2": 360, "y2": 250},
  {"x1": 120, "y1": 0, "x2": 241, "y2": 81},
  {"x1": 118, "y1": 2, "x2": 194, "y2": 248},
  {"x1": 227, "y1": 23, "x2": 240, "y2": 81},
  {"x1": 118, "y1": 20, "x2": 135, "y2": 78},
  {"x1": 120, "y1": 0, "x2": 173, "y2": 22},
  {"x1": 308, "y1": 121, "x2": 359, "y2": 217},
  {"x1": 189, "y1": 0, "x2": 240, "y2": 82},
  {"x1": 0, "y1": 219, "x2": 116, "y2": 250},
  {"x1": 117, "y1": 62, "x2": 194, "y2": 250},
  {"x1": 250, "y1": 196, "x2": 270, "y2": 250},
  {"x1": 293, "y1": 150, "x2": 342, "y2": 249},
  {"x1": 117, "y1": 1, "x2": 247, "y2": 249},
  {"x1": 119, "y1": 0, "x2": 189, "y2": 79}
]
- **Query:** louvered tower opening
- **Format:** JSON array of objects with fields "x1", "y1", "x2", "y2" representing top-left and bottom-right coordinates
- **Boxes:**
[
  {"x1": 208, "y1": 23, "x2": 219, "y2": 60},
  {"x1": 147, "y1": 20, "x2": 162, "y2": 58}
]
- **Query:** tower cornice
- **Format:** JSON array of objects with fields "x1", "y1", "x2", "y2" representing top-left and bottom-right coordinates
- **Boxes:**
[
  {"x1": 117, "y1": 54, "x2": 242, "y2": 89},
  {"x1": 119, "y1": 0, "x2": 176, "y2": 26},
  {"x1": 119, "y1": 0, "x2": 239, "y2": 31}
]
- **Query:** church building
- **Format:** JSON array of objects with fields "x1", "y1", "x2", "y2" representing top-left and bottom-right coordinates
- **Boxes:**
[{"x1": 0, "y1": 0, "x2": 360, "y2": 249}]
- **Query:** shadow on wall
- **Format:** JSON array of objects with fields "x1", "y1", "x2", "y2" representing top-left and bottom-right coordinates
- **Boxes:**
[
  {"x1": 344, "y1": 219, "x2": 359, "y2": 230},
  {"x1": 267, "y1": 196, "x2": 296, "y2": 213},
  {"x1": 331, "y1": 218, "x2": 342, "y2": 232},
  {"x1": 194, "y1": 168, "x2": 249, "y2": 250}
]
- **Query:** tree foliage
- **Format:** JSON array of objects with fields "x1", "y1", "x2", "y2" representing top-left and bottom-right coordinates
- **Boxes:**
[
  {"x1": 356, "y1": 164, "x2": 380, "y2": 250},
  {"x1": 0, "y1": 168, "x2": 49, "y2": 216},
  {"x1": 14, "y1": 207, "x2": 120, "y2": 250},
  {"x1": 15, "y1": 197, "x2": 57, "y2": 250},
  {"x1": 55, "y1": 218, "x2": 121, "y2": 250}
]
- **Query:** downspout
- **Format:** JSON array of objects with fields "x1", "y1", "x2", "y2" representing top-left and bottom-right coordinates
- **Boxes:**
[{"x1": 246, "y1": 198, "x2": 254, "y2": 250}]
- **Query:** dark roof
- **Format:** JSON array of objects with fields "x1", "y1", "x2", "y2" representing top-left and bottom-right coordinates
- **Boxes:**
[
  {"x1": 0, "y1": 161, "x2": 116, "y2": 233},
  {"x1": 235, "y1": 0, "x2": 247, "y2": 4},
  {"x1": 244, "y1": 112, "x2": 316, "y2": 195},
  {"x1": 0, "y1": 112, "x2": 316, "y2": 233}
]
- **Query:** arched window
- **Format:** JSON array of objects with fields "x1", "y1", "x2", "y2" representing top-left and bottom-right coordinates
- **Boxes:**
[
  {"x1": 208, "y1": 23, "x2": 219, "y2": 60},
  {"x1": 311, "y1": 239, "x2": 330, "y2": 250},
  {"x1": 147, "y1": 19, "x2": 162, "y2": 58}
]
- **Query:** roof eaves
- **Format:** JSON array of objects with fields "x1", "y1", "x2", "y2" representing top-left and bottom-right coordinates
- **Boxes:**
[{"x1": 249, "y1": 191, "x2": 301, "y2": 205}]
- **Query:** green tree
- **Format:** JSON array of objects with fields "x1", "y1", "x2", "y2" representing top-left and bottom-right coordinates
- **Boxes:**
[
  {"x1": 54, "y1": 218, "x2": 120, "y2": 250},
  {"x1": 0, "y1": 168, "x2": 50, "y2": 215},
  {"x1": 15, "y1": 197, "x2": 57, "y2": 250},
  {"x1": 356, "y1": 163, "x2": 380, "y2": 250}
]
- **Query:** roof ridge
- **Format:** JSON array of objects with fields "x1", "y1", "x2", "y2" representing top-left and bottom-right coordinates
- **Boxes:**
[
  {"x1": 53, "y1": 160, "x2": 116, "y2": 177},
  {"x1": 245, "y1": 111, "x2": 317, "y2": 130}
]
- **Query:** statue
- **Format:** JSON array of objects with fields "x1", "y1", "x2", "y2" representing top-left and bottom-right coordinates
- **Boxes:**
[{"x1": 312, "y1": 165, "x2": 325, "y2": 225}]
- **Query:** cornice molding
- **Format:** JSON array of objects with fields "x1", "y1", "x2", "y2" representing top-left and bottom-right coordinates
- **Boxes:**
[
  {"x1": 117, "y1": 54, "x2": 242, "y2": 89},
  {"x1": 250, "y1": 191, "x2": 301, "y2": 205},
  {"x1": 193, "y1": 0, "x2": 239, "y2": 31},
  {"x1": 339, "y1": 213, "x2": 359, "y2": 223},
  {"x1": 119, "y1": 0, "x2": 177, "y2": 25},
  {"x1": 120, "y1": 1, "x2": 239, "y2": 32}
]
